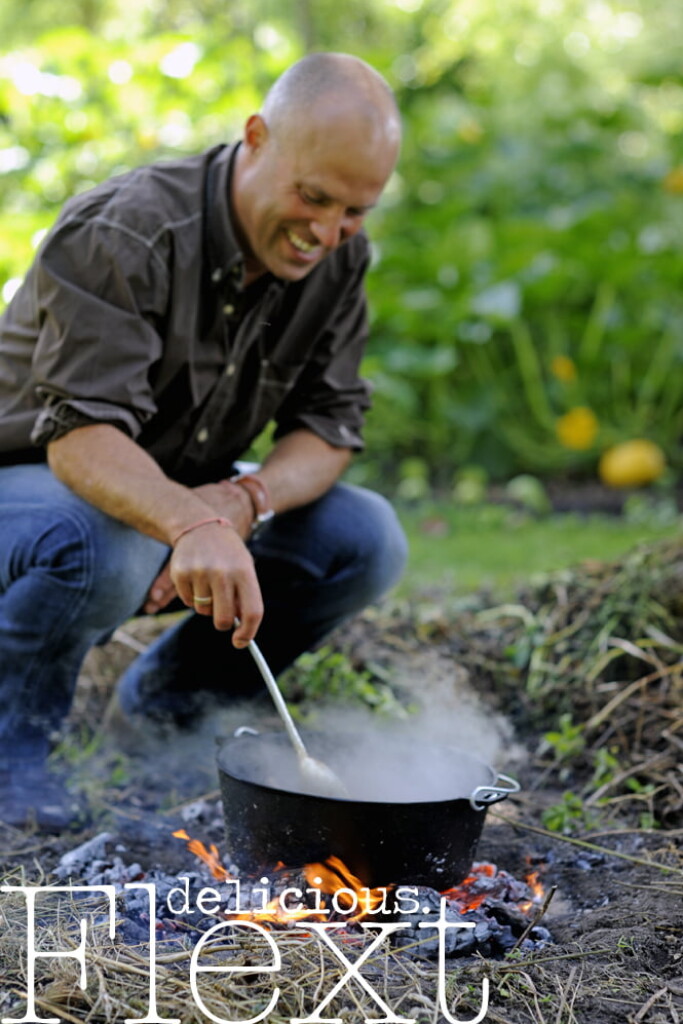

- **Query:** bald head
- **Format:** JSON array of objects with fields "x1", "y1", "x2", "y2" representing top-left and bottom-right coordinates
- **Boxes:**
[
  {"x1": 232, "y1": 53, "x2": 400, "y2": 284},
  {"x1": 262, "y1": 52, "x2": 401, "y2": 150}
]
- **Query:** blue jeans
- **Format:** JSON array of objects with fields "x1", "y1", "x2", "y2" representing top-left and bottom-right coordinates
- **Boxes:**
[{"x1": 0, "y1": 464, "x2": 407, "y2": 757}]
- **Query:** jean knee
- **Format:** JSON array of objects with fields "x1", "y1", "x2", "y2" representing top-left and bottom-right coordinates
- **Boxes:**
[
  {"x1": 1, "y1": 515, "x2": 90, "y2": 655},
  {"x1": 80, "y1": 519, "x2": 169, "y2": 632},
  {"x1": 7, "y1": 506, "x2": 167, "y2": 638},
  {"x1": 348, "y1": 487, "x2": 408, "y2": 594}
]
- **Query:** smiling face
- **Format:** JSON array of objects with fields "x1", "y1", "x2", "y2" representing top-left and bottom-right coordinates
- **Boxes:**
[{"x1": 232, "y1": 99, "x2": 400, "y2": 284}]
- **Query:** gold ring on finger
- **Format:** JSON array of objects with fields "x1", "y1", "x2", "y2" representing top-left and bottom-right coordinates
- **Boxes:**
[{"x1": 193, "y1": 595, "x2": 213, "y2": 605}]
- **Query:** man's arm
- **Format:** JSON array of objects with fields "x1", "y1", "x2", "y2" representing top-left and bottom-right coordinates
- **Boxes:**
[
  {"x1": 47, "y1": 424, "x2": 262, "y2": 645},
  {"x1": 142, "y1": 428, "x2": 351, "y2": 615},
  {"x1": 47, "y1": 424, "x2": 351, "y2": 641},
  {"x1": 257, "y1": 428, "x2": 352, "y2": 511}
]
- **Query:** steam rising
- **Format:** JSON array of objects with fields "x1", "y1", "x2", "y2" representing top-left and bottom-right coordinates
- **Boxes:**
[
  {"x1": 98, "y1": 647, "x2": 519, "y2": 806},
  {"x1": 215, "y1": 652, "x2": 519, "y2": 802}
]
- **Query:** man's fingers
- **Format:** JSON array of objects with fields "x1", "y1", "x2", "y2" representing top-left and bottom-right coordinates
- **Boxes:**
[
  {"x1": 231, "y1": 580, "x2": 264, "y2": 647},
  {"x1": 169, "y1": 527, "x2": 263, "y2": 635},
  {"x1": 207, "y1": 584, "x2": 235, "y2": 631},
  {"x1": 144, "y1": 562, "x2": 177, "y2": 612}
]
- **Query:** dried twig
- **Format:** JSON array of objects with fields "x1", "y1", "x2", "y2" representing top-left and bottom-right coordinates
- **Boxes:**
[
  {"x1": 630, "y1": 986, "x2": 669, "y2": 1023},
  {"x1": 508, "y1": 885, "x2": 557, "y2": 954}
]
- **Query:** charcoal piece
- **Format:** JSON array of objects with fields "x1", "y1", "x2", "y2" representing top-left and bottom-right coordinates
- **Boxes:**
[
  {"x1": 394, "y1": 899, "x2": 478, "y2": 957},
  {"x1": 179, "y1": 800, "x2": 214, "y2": 823},
  {"x1": 449, "y1": 926, "x2": 477, "y2": 956},
  {"x1": 117, "y1": 918, "x2": 152, "y2": 945},
  {"x1": 495, "y1": 925, "x2": 517, "y2": 952},
  {"x1": 392, "y1": 885, "x2": 442, "y2": 924},
  {"x1": 487, "y1": 899, "x2": 534, "y2": 931}
]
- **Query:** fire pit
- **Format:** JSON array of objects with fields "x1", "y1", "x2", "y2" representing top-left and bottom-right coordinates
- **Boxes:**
[{"x1": 216, "y1": 729, "x2": 520, "y2": 888}]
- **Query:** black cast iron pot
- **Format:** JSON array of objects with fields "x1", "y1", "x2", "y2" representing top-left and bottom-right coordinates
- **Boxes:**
[{"x1": 216, "y1": 729, "x2": 520, "y2": 889}]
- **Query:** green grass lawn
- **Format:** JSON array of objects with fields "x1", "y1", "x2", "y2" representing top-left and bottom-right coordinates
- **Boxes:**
[{"x1": 396, "y1": 500, "x2": 682, "y2": 596}]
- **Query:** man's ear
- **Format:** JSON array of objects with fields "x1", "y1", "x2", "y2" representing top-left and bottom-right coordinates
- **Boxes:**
[{"x1": 243, "y1": 114, "x2": 269, "y2": 153}]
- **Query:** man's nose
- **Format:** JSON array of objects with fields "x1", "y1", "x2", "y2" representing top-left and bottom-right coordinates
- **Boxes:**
[{"x1": 310, "y1": 209, "x2": 357, "y2": 250}]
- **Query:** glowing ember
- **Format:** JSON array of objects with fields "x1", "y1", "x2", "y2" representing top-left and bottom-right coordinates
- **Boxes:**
[
  {"x1": 442, "y1": 861, "x2": 544, "y2": 916},
  {"x1": 441, "y1": 863, "x2": 496, "y2": 913}
]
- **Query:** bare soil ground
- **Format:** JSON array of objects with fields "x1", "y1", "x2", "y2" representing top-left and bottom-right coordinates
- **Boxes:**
[{"x1": 1, "y1": 539, "x2": 682, "y2": 1023}]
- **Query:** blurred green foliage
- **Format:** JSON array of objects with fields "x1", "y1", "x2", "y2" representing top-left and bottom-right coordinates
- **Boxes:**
[{"x1": 1, "y1": 0, "x2": 682, "y2": 486}]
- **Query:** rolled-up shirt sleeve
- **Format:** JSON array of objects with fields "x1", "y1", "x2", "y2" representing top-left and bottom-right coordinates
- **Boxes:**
[
  {"x1": 29, "y1": 214, "x2": 168, "y2": 447},
  {"x1": 273, "y1": 244, "x2": 373, "y2": 451}
]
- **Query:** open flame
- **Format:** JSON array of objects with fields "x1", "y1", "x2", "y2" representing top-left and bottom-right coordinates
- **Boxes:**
[
  {"x1": 518, "y1": 869, "x2": 545, "y2": 912},
  {"x1": 173, "y1": 831, "x2": 389, "y2": 925},
  {"x1": 172, "y1": 829, "x2": 233, "y2": 881},
  {"x1": 173, "y1": 832, "x2": 545, "y2": 927},
  {"x1": 303, "y1": 856, "x2": 389, "y2": 923}
]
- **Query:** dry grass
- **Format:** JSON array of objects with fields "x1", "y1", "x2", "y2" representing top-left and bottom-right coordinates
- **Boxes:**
[
  {"x1": 3, "y1": 538, "x2": 683, "y2": 1023},
  {"x1": 3, "y1": 902, "x2": 682, "y2": 1024}
]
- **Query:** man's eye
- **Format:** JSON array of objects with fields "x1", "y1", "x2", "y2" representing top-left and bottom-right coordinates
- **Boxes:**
[{"x1": 301, "y1": 191, "x2": 325, "y2": 205}]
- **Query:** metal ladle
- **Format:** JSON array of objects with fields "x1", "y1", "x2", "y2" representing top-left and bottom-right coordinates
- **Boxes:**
[{"x1": 241, "y1": 629, "x2": 349, "y2": 800}]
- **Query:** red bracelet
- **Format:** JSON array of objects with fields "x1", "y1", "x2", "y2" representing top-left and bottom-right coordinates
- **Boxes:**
[{"x1": 172, "y1": 516, "x2": 235, "y2": 546}]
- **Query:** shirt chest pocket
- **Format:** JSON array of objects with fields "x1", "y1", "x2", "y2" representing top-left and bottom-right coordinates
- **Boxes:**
[
  {"x1": 239, "y1": 357, "x2": 306, "y2": 435},
  {"x1": 255, "y1": 357, "x2": 304, "y2": 401}
]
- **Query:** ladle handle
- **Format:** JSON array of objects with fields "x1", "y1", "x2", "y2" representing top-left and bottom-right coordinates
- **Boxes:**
[{"x1": 245, "y1": 636, "x2": 309, "y2": 761}]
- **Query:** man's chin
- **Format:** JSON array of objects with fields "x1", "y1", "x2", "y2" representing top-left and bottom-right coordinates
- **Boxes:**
[{"x1": 271, "y1": 256, "x2": 323, "y2": 282}]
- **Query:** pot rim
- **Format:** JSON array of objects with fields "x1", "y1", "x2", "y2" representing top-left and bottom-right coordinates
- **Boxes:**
[{"x1": 216, "y1": 728, "x2": 520, "y2": 809}]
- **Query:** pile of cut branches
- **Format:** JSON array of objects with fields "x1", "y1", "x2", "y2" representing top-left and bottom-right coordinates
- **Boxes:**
[{"x1": 411, "y1": 539, "x2": 683, "y2": 830}]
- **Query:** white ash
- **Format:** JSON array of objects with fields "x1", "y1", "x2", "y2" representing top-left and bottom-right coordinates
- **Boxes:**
[{"x1": 54, "y1": 832, "x2": 115, "y2": 879}]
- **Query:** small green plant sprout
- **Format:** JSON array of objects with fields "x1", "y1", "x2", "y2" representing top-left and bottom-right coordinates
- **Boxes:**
[
  {"x1": 542, "y1": 713, "x2": 586, "y2": 762},
  {"x1": 541, "y1": 791, "x2": 596, "y2": 834},
  {"x1": 590, "y1": 745, "x2": 621, "y2": 788},
  {"x1": 617, "y1": 935, "x2": 636, "y2": 955}
]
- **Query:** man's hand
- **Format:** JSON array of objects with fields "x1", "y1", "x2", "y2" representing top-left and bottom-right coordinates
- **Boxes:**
[
  {"x1": 47, "y1": 425, "x2": 263, "y2": 646},
  {"x1": 144, "y1": 520, "x2": 262, "y2": 643},
  {"x1": 169, "y1": 520, "x2": 263, "y2": 641},
  {"x1": 144, "y1": 561, "x2": 176, "y2": 614},
  {"x1": 143, "y1": 480, "x2": 255, "y2": 619},
  {"x1": 48, "y1": 424, "x2": 351, "y2": 648}
]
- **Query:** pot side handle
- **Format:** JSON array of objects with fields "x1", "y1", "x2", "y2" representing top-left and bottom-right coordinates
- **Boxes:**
[{"x1": 469, "y1": 773, "x2": 521, "y2": 811}]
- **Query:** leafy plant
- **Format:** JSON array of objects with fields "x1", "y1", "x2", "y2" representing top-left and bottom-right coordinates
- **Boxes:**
[
  {"x1": 279, "y1": 645, "x2": 407, "y2": 716},
  {"x1": 541, "y1": 790, "x2": 597, "y2": 834},
  {"x1": 543, "y1": 714, "x2": 586, "y2": 762}
]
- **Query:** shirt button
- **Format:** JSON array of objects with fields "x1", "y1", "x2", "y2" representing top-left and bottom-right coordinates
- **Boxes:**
[
  {"x1": 197, "y1": 428, "x2": 209, "y2": 443},
  {"x1": 223, "y1": 303, "x2": 235, "y2": 315},
  {"x1": 225, "y1": 363, "x2": 236, "y2": 376}
]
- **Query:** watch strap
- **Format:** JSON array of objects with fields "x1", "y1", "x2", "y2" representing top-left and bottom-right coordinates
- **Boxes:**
[{"x1": 230, "y1": 473, "x2": 275, "y2": 532}]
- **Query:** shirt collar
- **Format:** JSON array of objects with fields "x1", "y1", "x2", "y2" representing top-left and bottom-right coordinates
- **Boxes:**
[
  {"x1": 206, "y1": 143, "x2": 245, "y2": 292},
  {"x1": 206, "y1": 142, "x2": 283, "y2": 297}
]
